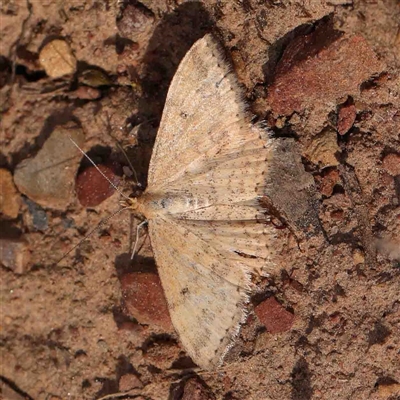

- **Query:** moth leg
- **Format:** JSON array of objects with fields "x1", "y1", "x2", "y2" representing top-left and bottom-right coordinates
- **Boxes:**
[{"x1": 131, "y1": 220, "x2": 148, "y2": 259}]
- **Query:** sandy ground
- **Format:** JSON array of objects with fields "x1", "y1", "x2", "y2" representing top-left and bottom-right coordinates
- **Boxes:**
[{"x1": 1, "y1": 1, "x2": 400, "y2": 399}]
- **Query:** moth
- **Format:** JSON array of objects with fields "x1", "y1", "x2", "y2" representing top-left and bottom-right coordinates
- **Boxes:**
[{"x1": 125, "y1": 34, "x2": 278, "y2": 369}]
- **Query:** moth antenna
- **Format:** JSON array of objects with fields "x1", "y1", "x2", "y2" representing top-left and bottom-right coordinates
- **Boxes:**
[
  {"x1": 114, "y1": 139, "x2": 140, "y2": 187},
  {"x1": 131, "y1": 220, "x2": 148, "y2": 259},
  {"x1": 68, "y1": 135, "x2": 131, "y2": 201},
  {"x1": 55, "y1": 206, "x2": 131, "y2": 266}
]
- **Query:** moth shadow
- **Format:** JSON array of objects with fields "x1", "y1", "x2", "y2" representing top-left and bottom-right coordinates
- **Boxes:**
[
  {"x1": 94, "y1": 354, "x2": 141, "y2": 398},
  {"x1": 129, "y1": 1, "x2": 213, "y2": 187},
  {"x1": 114, "y1": 252, "x2": 157, "y2": 278}
]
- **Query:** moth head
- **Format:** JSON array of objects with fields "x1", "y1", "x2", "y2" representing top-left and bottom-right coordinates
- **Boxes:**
[{"x1": 122, "y1": 196, "x2": 138, "y2": 210}]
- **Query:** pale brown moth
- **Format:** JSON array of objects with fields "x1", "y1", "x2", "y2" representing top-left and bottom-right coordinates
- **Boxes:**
[{"x1": 123, "y1": 34, "x2": 281, "y2": 369}]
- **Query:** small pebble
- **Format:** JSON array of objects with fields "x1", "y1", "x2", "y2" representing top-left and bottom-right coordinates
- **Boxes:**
[
  {"x1": 182, "y1": 378, "x2": 215, "y2": 400},
  {"x1": 24, "y1": 198, "x2": 48, "y2": 231},
  {"x1": 119, "y1": 374, "x2": 143, "y2": 391},
  {"x1": 14, "y1": 123, "x2": 85, "y2": 210},
  {"x1": 306, "y1": 128, "x2": 340, "y2": 168},
  {"x1": 97, "y1": 339, "x2": 108, "y2": 352},
  {"x1": 318, "y1": 168, "x2": 340, "y2": 197},
  {"x1": 0, "y1": 168, "x2": 21, "y2": 219},
  {"x1": 376, "y1": 382, "x2": 400, "y2": 398},
  {"x1": 275, "y1": 116, "x2": 286, "y2": 129},
  {"x1": 75, "y1": 163, "x2": 120, "y2": 207},
  {"x1": 39, "y1": 39, "x2": 77, "y2": 78},
  {"x1": 0, "y1": 238, "x2": 30, "y2": 274},
  {"x1": 353, "y1": 249, "x2": 365, "y2": 265},
  {"x1": 117, "y1": 4, "x2": 155, "y2": 37},
  {"x1": 144, "y1": 338, "x2": 181, "y2": 370},
  {"x1": 255, "y1": 297, "x2": 295, "y2": 333},
  {"x1": 120, "y1": 272, "x2": 173, "y2": 331},
  {"x1": 337, "y1": 102, "x2": 357, "y2": 135},
  {"x1": 73, "y1": 86, "x2": 101, "y2": 100},
  {"x1": 382, "y1": 153, "x2": 400, "y2": 176},
  {"x1": 376, "y1": 238, "x2": 400, "y2": 261}
]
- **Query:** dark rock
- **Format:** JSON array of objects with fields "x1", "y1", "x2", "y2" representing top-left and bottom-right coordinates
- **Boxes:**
[
  {"x1": 337, "y1": 102, "x2": 357, "y2": 135},
  {"x1": 120, "y1": 272, "x2": 173, "y2": 331},
  {"x1": 255, "y1": 297, "x2": 295, "y2": 333},
  {"x1": 24, "y1": 198, "x2": 48, "y2": 231},
  {"x1": 368, "y1": 321, "x2": 391, "y2": 346},
  {"x1": 269, "y1": 33, "x2": 384, "y2": 116},
  {"x1": 317, "y1": 168, "x2": 340, "y2": 197},
  {"x1": 305, "y1": 127, "x2": 340, "y2": 168},
  {"x1": 182, "y1": 378, "x2": 215, "y2": 400},
  {"x1": 75, "y1": 163, "x2": 120, "y2": 207}
]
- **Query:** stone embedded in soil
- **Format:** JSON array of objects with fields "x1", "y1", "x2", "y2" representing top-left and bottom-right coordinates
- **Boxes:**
[
  {"x1": 268, "y1": 30, "x2": 384, "y2": 115},
  {"x1": 337, "y1": 103, "x2": 357, "y2": 135},
  {"x1": 120, "y1": 272, "x2": 173, "y2": 331},
  {"x1": 73, "y1": 85, "x2": 101, "y2": 100},
  {"x1": 0, "y1": 168, "x2": 21, "y2": 219},
  {"x1": 382, "y1": 153, "x2": 400, "y2": 176},
  {"x1": 24, "y1": 198, "x2": 48, "y2": 231},
  {"x1": 39, "y1": 39, "x2": 77, "y2": 78},
  {"x1": 118, "y1": 374, "x2": 143, "y2": 391},
  {"x1": 306, "y1": 127, "x2": 340, "y2": 168},
  {"x1": 76, "y1": 163, "x2": 120, "y2": 207},
  {"x1": 0, "y1": 238, "x2": 30, "y2": 274},
  {"x1": 117, "y1": 4, "x2": 155, "y2": 38},
  {"x1": 255, "y1": 297, "x2": 295, "y2": 333},
  {"x1": 317, "y1": 168, "x2": 340, "y2": 197},
  {"x1": 144, "y1": 338, "x2": 181, "y2": 370},
  {"x1": 13, "y1": 124, "x2": 85, "y2": 210},
  {"x1": 375, "y1": 381, "x2": 400, "y2": 398},
  {"x1": 182, "y1": 378, "x2": 215, "y2": 400},
  {"x1": 353, "y1": 248, "x2": 365, "y2": 265},
  {"x1": 375, "y1": 238, "x2": 400, "y2": 261},
  {"x1": 368, "y1": 321, "x2": 391, "y2": 346}
]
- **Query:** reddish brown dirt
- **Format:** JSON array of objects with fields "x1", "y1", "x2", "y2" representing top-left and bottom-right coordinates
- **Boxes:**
[{"x1": 1, "y1": 1, "x2": 399, "y2": 400}]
